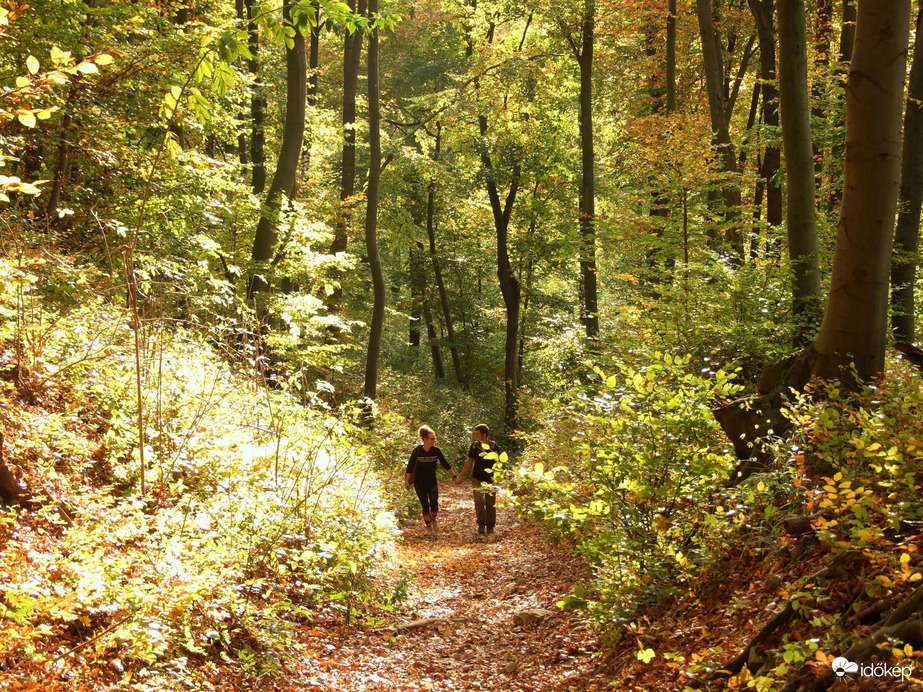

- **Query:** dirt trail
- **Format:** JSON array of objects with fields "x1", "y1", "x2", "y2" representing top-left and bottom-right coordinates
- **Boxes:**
[{"x1": 296, "y1": 481, "x2": 599, "y2": 691}]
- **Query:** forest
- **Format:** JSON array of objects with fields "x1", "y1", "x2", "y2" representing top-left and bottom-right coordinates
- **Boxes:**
[{"x1": 2, "y1": 0, "x2": 923, "y2": 689}]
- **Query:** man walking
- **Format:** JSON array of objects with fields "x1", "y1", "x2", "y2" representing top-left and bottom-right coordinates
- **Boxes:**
[{"x1": 455, "y1": 424, "x2": 501, "y2": 535}]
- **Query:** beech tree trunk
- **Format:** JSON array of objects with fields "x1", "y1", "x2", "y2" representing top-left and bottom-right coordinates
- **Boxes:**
[
  {"x1": 409, "y1": 244, "x2": 423, "y2": 349},
  {"x1": 777, "y1": 0, "x2": 821, "y2": 342},
  {"x1": 235, "y1": 0, "x2": 250, "y2": 166},
  {"x1": 245, "y1": 0, "x2": 265, "y2": 193},
  {"x1": 666, "y1": 0, "x2": 676, "y2": 113},
  {"x1": 697, "y1": 0, "x2": 743, "y2": 254},
  {"x1": 363, "y1": 0, "x2": 385, "y2": 399},
  {"x1": 839, "y1": 0, "x2": 857, "y2": 64},
  {"x1": 714, "y1": 0, "x2": 913, "y2": 478},
  {"x1": 250, "y1": 2, "x2": 306, "y2": 275},
  {"x1": 891, "y1": 7, "x2": 923, "y2": 343},
  {"x1": 812, "y1": 0, "x2": 911, "y2": 382},
  {"x1": 326, "y1": 0, "x2": 366, "y2": 311},
  {"x1": 426, "y1": 123, "x2": 465, "y2": 387},
  {"x1": 576, "y1": 0, "x2": 598, "y2": 340},
  {"x1": 748, "y1": 0, "x2": 782, "y2": 228},
  {"x1": 330, "y1": 0, "x2": 365, "y2": 257},
  {"x1": 479, "y1": 112, "x2": 521, "y2": 433}
]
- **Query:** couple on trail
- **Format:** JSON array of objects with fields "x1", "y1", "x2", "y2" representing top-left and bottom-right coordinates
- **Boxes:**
[{"x1": 404, "y1": 424, "x2": 501, "y2": 537}]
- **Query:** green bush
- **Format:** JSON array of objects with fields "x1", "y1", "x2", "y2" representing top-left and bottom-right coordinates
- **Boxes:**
[{"x1": 513, "y1": 352, "x2": 741, "y2": 620}]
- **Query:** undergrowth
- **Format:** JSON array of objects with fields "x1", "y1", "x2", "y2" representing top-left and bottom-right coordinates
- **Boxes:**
[{"x1": 0, "y1": 255, "x2": 397, "y2": 690}]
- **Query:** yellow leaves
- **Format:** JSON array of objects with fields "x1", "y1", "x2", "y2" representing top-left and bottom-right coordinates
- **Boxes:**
[
  {"x1": 50, "y1": 45, "x2": 72, "y2": 65},
  {"x1": 636, "y1": 646, "x2": 655, "y2": 663},
  {"x1": 892, "y1": 643, "x2": 914, "y2": 659},
  {"x1": 16, "y1": 107, "x2": 35, "y2": 127},
  {"x1": 26, "y1": 55, "x2": 38, "y2": 74}
]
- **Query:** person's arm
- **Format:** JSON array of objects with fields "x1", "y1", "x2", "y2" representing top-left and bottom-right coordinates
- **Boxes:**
[
  {"x1": 437, "y1": 448, "x2": 458, "y2": 481},
  {"x1": 405, "y1": 447, "x2": 418, "y2": 489},
  {"x1": 456, "y1": 455, "x2": 474, "y2": 484}
]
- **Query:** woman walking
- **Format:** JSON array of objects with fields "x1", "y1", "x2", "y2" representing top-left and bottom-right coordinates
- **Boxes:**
[{"x1": 406, "y1": 425, "x2": 458, "y2": 536}]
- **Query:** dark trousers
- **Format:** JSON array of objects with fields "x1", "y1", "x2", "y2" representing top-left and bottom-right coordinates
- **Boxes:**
[
  {"x1": 472, "y1": 480, "x2": 496, "y2": 528},
  {"x1": 415, "y1": 483, "x2": 439, "y2": 518}
]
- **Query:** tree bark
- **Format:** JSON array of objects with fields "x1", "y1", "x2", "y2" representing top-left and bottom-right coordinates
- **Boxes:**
[
  {"x1": 777, "y1": 0, "x2": 822, "y2": 343},
  {"x1": 697, "y1": 0, "x2": 743, "y2": 253},
  {"x1": 331, "y1": 0, "x2": 365, "y2": 257},
  {"x1": 326, "y1": 0, "x2": 366, "y2": 311},
  {"x1": 839, "y1": 0, "x2": 857, "y2": 64},
  {"x1": 426, "y1": 123, "x2": 465, "y2": 387},
  {"x1": 363, "y1": 0, "x2": 385, "y2": 399},
  {"x1": 666, "y1": 0, "x2": 677, "y2": 113},
  {"x1": 576, "y1": 0, "x2": 598, "y2": 340},
  {"x1": 250, "y1": 1, "x2": 306, "y2": 275},
  {"x1": 812, "y1": 0, "x2": 833, "y2": 180},
  {"x1": 409, "y1": 245, "x2": 423, "y2": 349},
  {"x1": 748, "y1": 0, "x2": 782, "y2": 228},
  {"x1": 891, "y1": 7, "x2": 923, "y2": 342},
  {"x1": 479, "y1": 112, "x2": 521, "y2": 433},
  {"x1": 245, "y1": 0, "x2": 266, "y2": 193},
  {"x1": 813, "y1": 0, "x2": 911, "y2": 383}
]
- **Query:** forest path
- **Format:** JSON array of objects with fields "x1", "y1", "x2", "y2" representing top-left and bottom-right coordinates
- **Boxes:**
[{"x1": 295, "y1": 481, "x2": 599, "y2": 691}]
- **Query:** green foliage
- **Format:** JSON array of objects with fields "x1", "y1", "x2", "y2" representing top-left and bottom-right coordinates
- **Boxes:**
[
  {"x1": 0, "y1": 279, "x2": 396, "y2": 685},
  {"x1": 513, "y1": 352, "x2": 741, "y2": 620}
]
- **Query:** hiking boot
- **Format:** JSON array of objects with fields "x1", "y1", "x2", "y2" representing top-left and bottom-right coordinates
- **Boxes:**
[
  {"x1": 477, "y1": 524, "x2": 486, "y2": 535},
  {"x1": 486, "y1": 526, "x2": 495, "y2": 534}
]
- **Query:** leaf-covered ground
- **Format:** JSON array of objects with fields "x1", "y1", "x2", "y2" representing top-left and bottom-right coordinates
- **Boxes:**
[{"x1": 286, "y1": 482, "x2": 600, "y2": 691}]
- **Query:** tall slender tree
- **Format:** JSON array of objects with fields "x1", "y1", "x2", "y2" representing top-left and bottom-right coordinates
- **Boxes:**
[
  {"x1": 562, "y1": 0, "x2": 598, "y2": 340},
  {"x1": 245, "y1": 0, "x2": 265, "y2": 193},
  {"x1": 327, "y1": 0, "x2": 367, "y2": 311},
  {"x1": 425, "y1": 123, "x2": 465, "y2": 386},
  {"x1": 891, "y1": 7, "x2": 923, "y2": 343},
  {"x1": 697, "y1": 0, "x2": 743, "y2": 253},
  {"x1": 777, "y1": 0, "x2": 821, "y2": 342},
  {"x1": 748, "y1": 0, "x2": 782, "y2": 228},
  {"x1": 363, "y1": 0, "x2": 385, "y2": 399},
  {"x1": 250, "y1": 1, "x2": 307, "y2": 281}
]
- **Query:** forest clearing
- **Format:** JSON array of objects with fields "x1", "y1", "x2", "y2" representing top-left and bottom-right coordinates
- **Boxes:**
[{"x1": 3, "y1": 0, "x2": 923, "y2": 689}]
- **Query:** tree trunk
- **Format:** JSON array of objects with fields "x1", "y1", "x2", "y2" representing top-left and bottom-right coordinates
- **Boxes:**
[
  {"x1": 813, "y1": 0, "x2": 911, "y2": 382},
  {"x1": 363, "y1": 0, "x2": 385, "y2": 399},
  {"x1": 666, "y1": 0, "x2": 677, "y2": 113},
  {"x1": 330, "y1": 0, "x2": 365, "y2": 258},
  {"x1": 250, "y1": 1, "x2": 306, "y2": 274},
  {"x1": 839, "y1": 0, "x2": 857, "y2": 64},
  {"x1": 326, "y1": 0, "x2": 366, "y2": 311},
  {"x1": 891, "y1": 7, "x2": 923, "y2": 343},
  {"x1": 410, "y1": 245, "x2": 423, "y2": 349},
  {"x1": 697, "y1": 0, "x2": 743, "y2": 253},
  {"x1": 748, "y1": 0, "x2": 782, "y2": 228},
  {"x1": 301, "y1": 0, "x2": 320, "y2": 165},
  {"x1": 426, "y1": 123, "x2": 465, "y2": 387},
  {"x1": 812, "y1": 0, "x2": 833, "y2": 180},
  {"x1": 45, "y1": 106, "x2": 74, "y2": 219},
  {"x1": 577, "y1": 0, "x2": 598, "y2": 340},
  {"x1": 778, "y1": 0, "x2": 822, "y2": 343},
  {"x1": 245, "y1": 0, "x2": 265, "y2": 193},
  {"x1": 422, "y1": 291, "x2": 446, "y2": 380},
  {"x1": 479, "y1": 112, "x2": 521, "y2": 433}
]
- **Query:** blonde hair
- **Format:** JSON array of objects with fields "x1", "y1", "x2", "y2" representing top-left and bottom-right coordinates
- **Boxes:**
[{"x1": 419, "y1": 424, "x2": 435, "y2": 441}]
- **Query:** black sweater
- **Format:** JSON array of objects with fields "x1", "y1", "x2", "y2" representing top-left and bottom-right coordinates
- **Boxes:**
[{"x1": 407, "y1": 445, "x2": 453, "y2": 488}]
